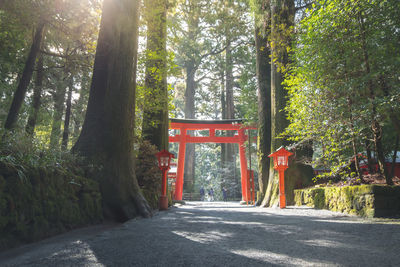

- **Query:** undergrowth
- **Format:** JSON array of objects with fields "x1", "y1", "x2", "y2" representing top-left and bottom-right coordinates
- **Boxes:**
[{"x1": 0, "y1": 130, "x2": 84, "y2": 179}]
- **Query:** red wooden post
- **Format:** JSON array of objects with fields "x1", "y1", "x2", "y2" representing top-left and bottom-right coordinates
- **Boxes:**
[
  {"x1": 246, "y1": 170, "x2": 250, "y2": 205},
  {"x1": 238, "y1": 128, "x2": 248, "y2": 202},
  {"x1": 175, "y1": 128, "x2": 186, "y2": 201},
  {"x1": 278, "y1": 170, "x2": 286, "y2": 208},
  {"x1": 268, "y1": 146, "x2": 293, "y2": 209},
  {"x1": 161, "y1": 169, "x2": 167, "y2": 196}
]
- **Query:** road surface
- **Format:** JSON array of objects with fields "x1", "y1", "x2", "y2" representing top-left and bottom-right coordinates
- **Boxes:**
[{"x1": 1, "y1": 201, "x2": 399, "y2": 266}]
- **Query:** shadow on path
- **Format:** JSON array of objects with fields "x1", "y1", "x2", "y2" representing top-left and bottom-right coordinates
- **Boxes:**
[{"x1": 1, "y1": 202, "x2": 399, "y2": 266}]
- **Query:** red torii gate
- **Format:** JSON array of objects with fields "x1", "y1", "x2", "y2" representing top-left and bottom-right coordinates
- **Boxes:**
[{"x1": 169, "y1": 118, "x2": 256, "y2": 201}]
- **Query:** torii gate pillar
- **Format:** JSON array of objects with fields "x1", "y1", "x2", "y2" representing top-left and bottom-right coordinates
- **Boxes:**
[
  {"x1": 238, "y1": 128, "x2": 248, "y2": 201},
  {"x1": 175, "y1": 129, "x2": 186, "y2": 201}
]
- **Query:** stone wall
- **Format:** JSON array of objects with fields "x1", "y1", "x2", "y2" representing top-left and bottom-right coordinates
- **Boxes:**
[
  {"x1": 0, "y1": 161, "x2": 103, "y2": 251},
  {"x1": 294, "y1": 185, "x2": 400, "y2": 218}
]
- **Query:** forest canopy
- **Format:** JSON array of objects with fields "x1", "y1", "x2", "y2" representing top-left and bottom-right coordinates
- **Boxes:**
[{"x1": 0, "y1": 0, "x2": 399, "y2": 218}]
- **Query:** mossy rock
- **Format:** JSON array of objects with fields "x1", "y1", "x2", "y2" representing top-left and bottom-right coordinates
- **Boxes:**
[
  {"x1": 0, "y1": 158, "x2": 104, "y2": 251},
  {"x1": 295, "y1": 185, "x2": 400, "y2": 218}
]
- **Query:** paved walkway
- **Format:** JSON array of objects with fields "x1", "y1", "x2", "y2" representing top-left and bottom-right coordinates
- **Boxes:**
[{"x1": 1, "y1": 202, "x2": 400, "y2": 266}]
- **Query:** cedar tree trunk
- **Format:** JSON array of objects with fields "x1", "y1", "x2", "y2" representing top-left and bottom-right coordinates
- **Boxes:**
[
  {"x1": 262, "y1": 0, "x2": 294, "y2": 207},
  {"x1": 50, "y1": 77, "x2": 66, "y2": 149},
  {"x1": 255, "y1": 20, "x2": 271, "y2": 199},
  {"x1": 62, "y1": 77, "x2": 73, "y2": 150},
  {"x1": 73, "y1": 0, "x2": 151, "y2": 221},
  {"x1": 141, "y1": 0, "x2": 168, "y2": 151},
  {"x1": 25, "y1": 53, "x2": 44, "y2": 135},
  {"x1": 4, "y1": 20, "x2": 45, "y2": 129},
  {"x1": 183, "y1": 61, "x2": 196, "y2": 192}
]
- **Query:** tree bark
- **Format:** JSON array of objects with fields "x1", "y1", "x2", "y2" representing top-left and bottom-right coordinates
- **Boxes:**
[
  {"x1": 62, "y1": 77, "x2": 73, "y2": 150},
  {"x1": 4, "y1": 20, "x2": 45, "y2": 129},
  {"x1": 255, "y1": 18, "x2": 271, "y2": 199},
  {"x1": 141, "y1": 0, "x2": 168, "y2": 151},
  {"x1": 222, "y1": 37, "x2": 236, "y2": 184},
  {"x1": 73, "y1": 0, "x2": 151, "y2": 221},
  {"x1": 183, "y1": 61, "x2": 196, "y2": 192},
  {"x1": 262, "y1": 0, "x2": 294, "y2": 207},
  {"x1": 25, "y1": 53, "x2": 44, "y2": 135},
  {"x1": 72, "y1": 74, "x2": 90, "y2": 140},
  {"x1": 50, "y1": 76, "x2": 67, "y2": 150}
]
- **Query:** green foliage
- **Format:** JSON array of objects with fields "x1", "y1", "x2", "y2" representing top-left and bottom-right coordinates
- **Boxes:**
[
  {"x1": 236, "y1": 45, "x2": 258, "y2": 124},
  {"x1": 168, "y1": 0, "x2": 256, "y2": 120},
  {"x1": 0, "y1": 129, "x2": 87, "y2": 178},
  {"x1": 136, "y1": 141, "x2": 162, "y2": 209},
  {"x1": 284, "y1": 0, "x2": 400, "y2": 173},
  {"x1": 0, "y1": 0, "x2": 100, "y2": 147},
  {"x1": 0, "y1": 129, "x2": 102, "y2": 251}
]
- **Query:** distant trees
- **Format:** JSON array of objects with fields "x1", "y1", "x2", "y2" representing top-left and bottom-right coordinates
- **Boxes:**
[
  {"x1": 169, "y1": 0, "x2": 256, "y2": 193},
  {"x1": 4, "y1": 18, "x2": 45, "y2": 130},
  {"x1": 1, "y1": 0, "x2": 100, "y2": 149}
]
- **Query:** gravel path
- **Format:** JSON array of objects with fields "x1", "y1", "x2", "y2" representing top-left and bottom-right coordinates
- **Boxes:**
[{"x1": 1, "y1": 201, "x2": 400, "y2": 266}]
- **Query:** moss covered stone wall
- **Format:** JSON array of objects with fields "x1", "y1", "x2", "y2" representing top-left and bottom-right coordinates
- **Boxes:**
[
  {"x1": 294, "y1": 185, "x2": 400, "y2": 218},
  {"x1": 0, "y1": 161, "x2": 103, "y2": 251}
]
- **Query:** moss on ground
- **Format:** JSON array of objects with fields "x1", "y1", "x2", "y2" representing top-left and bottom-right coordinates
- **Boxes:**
[
  {"x1": 294, "y1": 185, "x2": 400, "y2": 218},
  {"x1": 0, "y1": 161, "x2": 103, "y2": 251}
]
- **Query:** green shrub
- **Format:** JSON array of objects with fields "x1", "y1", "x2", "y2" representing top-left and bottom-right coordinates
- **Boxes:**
[{"x1": 136, "y1": 140, "x2": 162, "y2": 210}]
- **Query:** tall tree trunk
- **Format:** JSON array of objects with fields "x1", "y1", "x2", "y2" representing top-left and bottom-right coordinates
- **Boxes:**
[
  {"x1": 25, "y1": 53, "x2": 44, "y2": 135},
  {"x1": 73, "y1": 0, "x2": 151, "y2": 221},
  {"x1": 255, "y1": 13, "x2": 271, "y2": 200},
  {"x1": 73, "y1": 74, "x2": 90, "y2": 140},
  {"x1": 62, "y1": 77, "x2": 73, "y2": 150},
  {"x1": 141, "y1": 0, "x2": 168, "y2": 151},
  {"x1": 223, "y1": 37, "x2": 236, "y2": 184},
  {"x1": 220, "y1": 67, "x2": 227, "y2": 185},
  {"x1": 262, "y1": 0, "x2": 294, "y2": 207},
  {"x1": 50, "y1": 78, "x2": 67, "y2": 150},
  {"x1": 183, "y1": 61, "x2": 196, "y2": 192},
  {"x1": 4, "y1": 20, "x2": 45, "y2": 129}
]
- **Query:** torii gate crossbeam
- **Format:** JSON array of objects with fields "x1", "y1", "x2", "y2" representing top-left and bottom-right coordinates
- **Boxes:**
[{"x1": 169, "y1": 118, "x2": 256, "y2": 201}]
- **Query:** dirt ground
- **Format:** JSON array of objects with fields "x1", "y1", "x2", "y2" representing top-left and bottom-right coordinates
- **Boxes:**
[{"x1": 1, "y1": 201, "x2": 400, "y2": 266}]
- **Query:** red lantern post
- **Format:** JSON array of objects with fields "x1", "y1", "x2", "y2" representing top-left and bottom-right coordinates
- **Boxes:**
[
  {"x1": 268, "y1": 146, "x2": 293, "y2": 209},
  {"x1": 156, "y1": 149, "x2": 175, "y2": 211}
]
